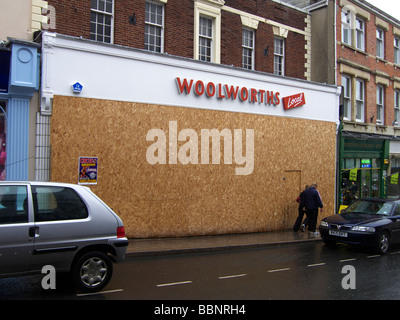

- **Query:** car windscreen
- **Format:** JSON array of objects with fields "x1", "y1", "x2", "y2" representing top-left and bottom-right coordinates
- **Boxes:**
[{"x1": 345, "y1": 200, "x2": 393, "y2": 216}]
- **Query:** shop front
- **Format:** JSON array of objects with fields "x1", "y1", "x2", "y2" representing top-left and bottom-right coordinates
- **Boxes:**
[
  {"x1": 338, "y1": 133, "x2": 389, "y2": 209},
  {"x1": 0, "y1": 39, "x2": 40, "y2": 181},
  {"x1": 41, "y1": 32, "x2": 340, "y2": 238}
]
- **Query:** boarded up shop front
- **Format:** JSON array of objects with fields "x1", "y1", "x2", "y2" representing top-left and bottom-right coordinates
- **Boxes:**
[{"x1": 41, "y1": 32, "x2": 340, "y2": 238}]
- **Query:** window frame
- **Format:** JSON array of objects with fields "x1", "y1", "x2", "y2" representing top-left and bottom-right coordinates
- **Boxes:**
[
  {"x1": 342, "y1": 75, "x2": 352, "y2": 121},
  {"x1": 356, "y1": 79, "x2": 365, "y2": 123},
  {"x1": 242, "y1": 28, "x2": 255, "y2": 70},
  {"x1": 144, "y1": 1, "x2": 165, "y2": 53},
  {"x1": 395, "y1": 90, "x2": 400, "y2": 126},
  {"x1": 341, "y1": 11, "x2": 352, "y2": 46},
  {"x1": 376, "y1": 28, "x2": 385, "y2": 60},
  {"x1": 395, "y1": 37, "x2": 400, "y2": 65},
  {"x1": 198, "y1": 15, "x2": 213, "y2": 62},
  {"x1": 90, "y1": 0, "x2": 114, "y2": 44},
  {"x1": 355, "y1": 17, "x2": 365, "y2": 51},
  {"x1": 376, "y1": 84, "x2": 385, "y2": 125},
  {"x1": 273, "y1": 37, "x2": 285, "y2": 76}
]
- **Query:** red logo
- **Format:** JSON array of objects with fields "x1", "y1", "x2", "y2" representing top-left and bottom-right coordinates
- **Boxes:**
[{"x1": 282, "y1": 93, "x2": 306, "y2": 110}]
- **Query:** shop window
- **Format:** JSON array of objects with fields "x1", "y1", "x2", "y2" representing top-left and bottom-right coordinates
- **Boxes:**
[
  {"x1": 145, "y1": 1, "x2": 164, "y2": 53},
  {"x1": 0, "y1": 101, "x2": 6, "y2": 181},
  {"x1": 341, "y1": 158, "x2": 381, "y2": 205},
  {"x1": 242, "y1": 28, "x2": 254, "y2": 70},
  {"x1": 274, "y1": 37, "x2": 284, "y2": 76},
  {"x1": 90, "y1": 0, "x2": 113, "y2": 44}
]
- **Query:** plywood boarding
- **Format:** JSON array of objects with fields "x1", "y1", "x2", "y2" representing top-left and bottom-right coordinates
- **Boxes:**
[{"x1": 51, "y1": 95, "x2": 336, "y2": 238}]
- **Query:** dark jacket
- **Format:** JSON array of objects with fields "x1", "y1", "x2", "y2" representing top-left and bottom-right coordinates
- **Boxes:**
[{"x1": 303, "y1": 187, "x2": 323, "y2": 210}]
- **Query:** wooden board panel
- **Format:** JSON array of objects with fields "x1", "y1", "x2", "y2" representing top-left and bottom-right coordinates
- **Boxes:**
[{"x1": 51, "y1": 95, "x2": 337, "y2": 238}]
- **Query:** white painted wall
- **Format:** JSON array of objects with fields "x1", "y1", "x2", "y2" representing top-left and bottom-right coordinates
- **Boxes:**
[{"x1": 41, "y1": 32, "x2": 341, "y2": 123}]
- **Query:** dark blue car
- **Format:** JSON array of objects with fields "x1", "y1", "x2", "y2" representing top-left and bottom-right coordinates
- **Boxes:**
[{"x1": 319, "y1": 198, "x2": 400, "y2": 254}]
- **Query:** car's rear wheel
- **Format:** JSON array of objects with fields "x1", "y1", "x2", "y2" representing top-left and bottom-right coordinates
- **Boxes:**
[
  {"x1": 375, "y1": 231, "x2": 390, "y2": 254},
  {"x1": 72, "y1": 251, "x2": 113, "y2": 293}
]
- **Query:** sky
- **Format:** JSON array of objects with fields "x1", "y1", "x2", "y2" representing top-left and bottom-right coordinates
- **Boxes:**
[{"x1": 365, "y1": 0, "x2": 400, "y2": 21}]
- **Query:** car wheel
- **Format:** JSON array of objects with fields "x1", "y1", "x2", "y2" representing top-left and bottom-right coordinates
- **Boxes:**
[
  {"x1": 72, "y1": 251, "x2": 113, "y2": 293},
  {"x1": 322, "y1": 238, "x2": 336, "y2": 247},
  {"x1": 376, "y1": 231, "x2": 390, "y2": 255}
]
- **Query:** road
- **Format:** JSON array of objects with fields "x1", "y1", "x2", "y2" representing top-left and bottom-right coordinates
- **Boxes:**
[{"x1": 2, "y1": 241, "x2": 400, "y2": 302}]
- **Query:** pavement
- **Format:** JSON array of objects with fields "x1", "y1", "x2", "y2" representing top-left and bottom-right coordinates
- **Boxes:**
[{"x1": 126, "y1": 230, "x2": 322, "y2": 257}]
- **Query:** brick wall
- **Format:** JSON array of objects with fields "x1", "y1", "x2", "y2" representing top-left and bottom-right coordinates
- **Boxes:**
[
  {"x1": 336, "y1": 2, "x2": 400, "y2": 127},
  {"x1": 46, "y1": 0, "x2": 307, "y2": 79}
]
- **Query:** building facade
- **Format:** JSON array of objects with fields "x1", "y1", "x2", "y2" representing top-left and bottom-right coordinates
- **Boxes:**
[
  {"x1": 45, "y1": 0, "x2": 312, "y2": 80},
  {"x1": 41, "y1": 31, "x2": 340, "y2": 238},
  {"x1": 336, "y1": 0, "x2": 400, "y2": 204},
  {"x1": 0, "y1": 0, "x2": 49, "y2": 181}
]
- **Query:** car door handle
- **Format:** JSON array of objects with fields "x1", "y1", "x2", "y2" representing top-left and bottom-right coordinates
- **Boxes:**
[{"x1": 29, "y1": 226, "x2": 39, "y2": 238}]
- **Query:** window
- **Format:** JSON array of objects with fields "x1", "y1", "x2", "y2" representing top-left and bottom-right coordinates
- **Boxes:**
[
  {"x1": 395, "y1": 37, "x2": 400, "y2": 65},
  {"x1": 145, "y1": 1, "x2": 164, "y2": 53},
  {"x1": 90, "y1": 0, "x2": 113, "y2": 43},
  {"x1": 356, "y1": 79, "x2": 365, "y2": 122},
  {"x1": 274, "y1": 37, "x2": 284, "y2": 76},
  {"x1": 376, "y1": 28, "x2": 385, "y2": 59},
  {"x1": 341, "y1": 11, "x2": 352, "y2": 45},
  {"x1": 395, "y1": 90, "x2": 400, "y2": 126},
  {"x1": 0, "y1": 101, "x2": 6, "y2": 181},
  {"x1": 33, "y1": 187, "x2": 88, "y2": 222},
  {"x1": 242, "y1": 29, "x2": 254, "y2": 70},
  {"x1": 342, "y1": 75, "x2": 351, "y2": 120},
  {"x1": 376, "y1": 85, "x2": 385, "y2": 125},
  {"x1": 199, "y1": 16, "x2": 213, "y2": 62},
  {"x1": 355, "y1": 17, "x2": 365, "y2": 51},
  {"x1": 0, "y1": 186, "x2": 28, "y2": 224}
]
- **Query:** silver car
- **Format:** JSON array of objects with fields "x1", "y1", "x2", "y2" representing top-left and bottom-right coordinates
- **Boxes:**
[{"x1": 0, "y1": 181, "x2": 128, "y2": 293}]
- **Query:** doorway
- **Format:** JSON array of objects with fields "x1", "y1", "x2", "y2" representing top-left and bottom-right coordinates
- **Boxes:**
[{"x1": 283, "y1": 170, "x2": 301, "y2": 230}]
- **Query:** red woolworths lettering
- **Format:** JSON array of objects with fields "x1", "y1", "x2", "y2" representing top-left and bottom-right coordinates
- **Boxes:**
[{"x1": 282, "y1": 92, "x2": 306, "y2": 110}]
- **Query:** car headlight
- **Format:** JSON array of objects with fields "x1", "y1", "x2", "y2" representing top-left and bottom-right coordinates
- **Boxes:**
[
  {"x1": 351, "y1": 226, "x2": 375, "y2": 232},
  {"x1": 320, "y1": 221, "x2": 329, "y2": 227}
]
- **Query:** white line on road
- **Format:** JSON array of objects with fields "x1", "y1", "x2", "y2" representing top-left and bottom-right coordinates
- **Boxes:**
[
  {"x1": 76, "y1": 289, "x2": 123, "y2": 297},
  {"x1": 218, "y1": 274, "x2": 247, "y2": 280},
  {"x1": 268, "y1": 268, "x2": 291, "y2": 273},
  {"x1": 156, "y1": 281, "x2": 193, "y2": 287},
  {"x1": 339, "y1": 258, "x2": 357, "y2": 262},
  {"x1": 367, "y1": 255, "x2": 381, "y2": 258},
  {"x1": 307, "y1": 263, "x2": 326, "y2": 267}
]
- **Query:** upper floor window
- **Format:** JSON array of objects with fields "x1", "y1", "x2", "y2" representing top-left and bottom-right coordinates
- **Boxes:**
[
  {"x1": 199, "y1": 16, "x2": 213, "y2": 62},
  {"x1": 395, "y1": 90, "x2": 400, "y2": 126},
  {"x1": 356, "y1": 79, "x2": 365, "y2": 122},
  {"x1": 376, "y1": 28, "x2": 385, "y2": 59},
  {"x1": 355, "y1": 17, "x2": 365, "y2": 51},
  {"x1": 342, "y1": 75, "x2": 351, "y2": 121},
  {"x1": 90, "y1": 0, "x2": 113, "y2": 43},
  {"x1": 341, "y1": 11, "x2": 352, "y2": 46},
  {"x1": 242, "y1": 28, "x2": 254, "y2": 70},
  {"x1": 274, "y1": 37, "x2": 284, "y2": 76},
  {"x1": 376, "y1": 85, "x2": 385, "y2": 125},
  {"x1": 145, "y1": 1, "x2": 164, "y2": 53},
  {"x1": 395, "y1": 37, "x2": 400, "y2": 65}
]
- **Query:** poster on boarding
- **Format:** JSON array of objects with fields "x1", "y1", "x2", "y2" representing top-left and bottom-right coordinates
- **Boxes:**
[{"x1": 78, "y1": 156, "x2": 98, "y2": 185}]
